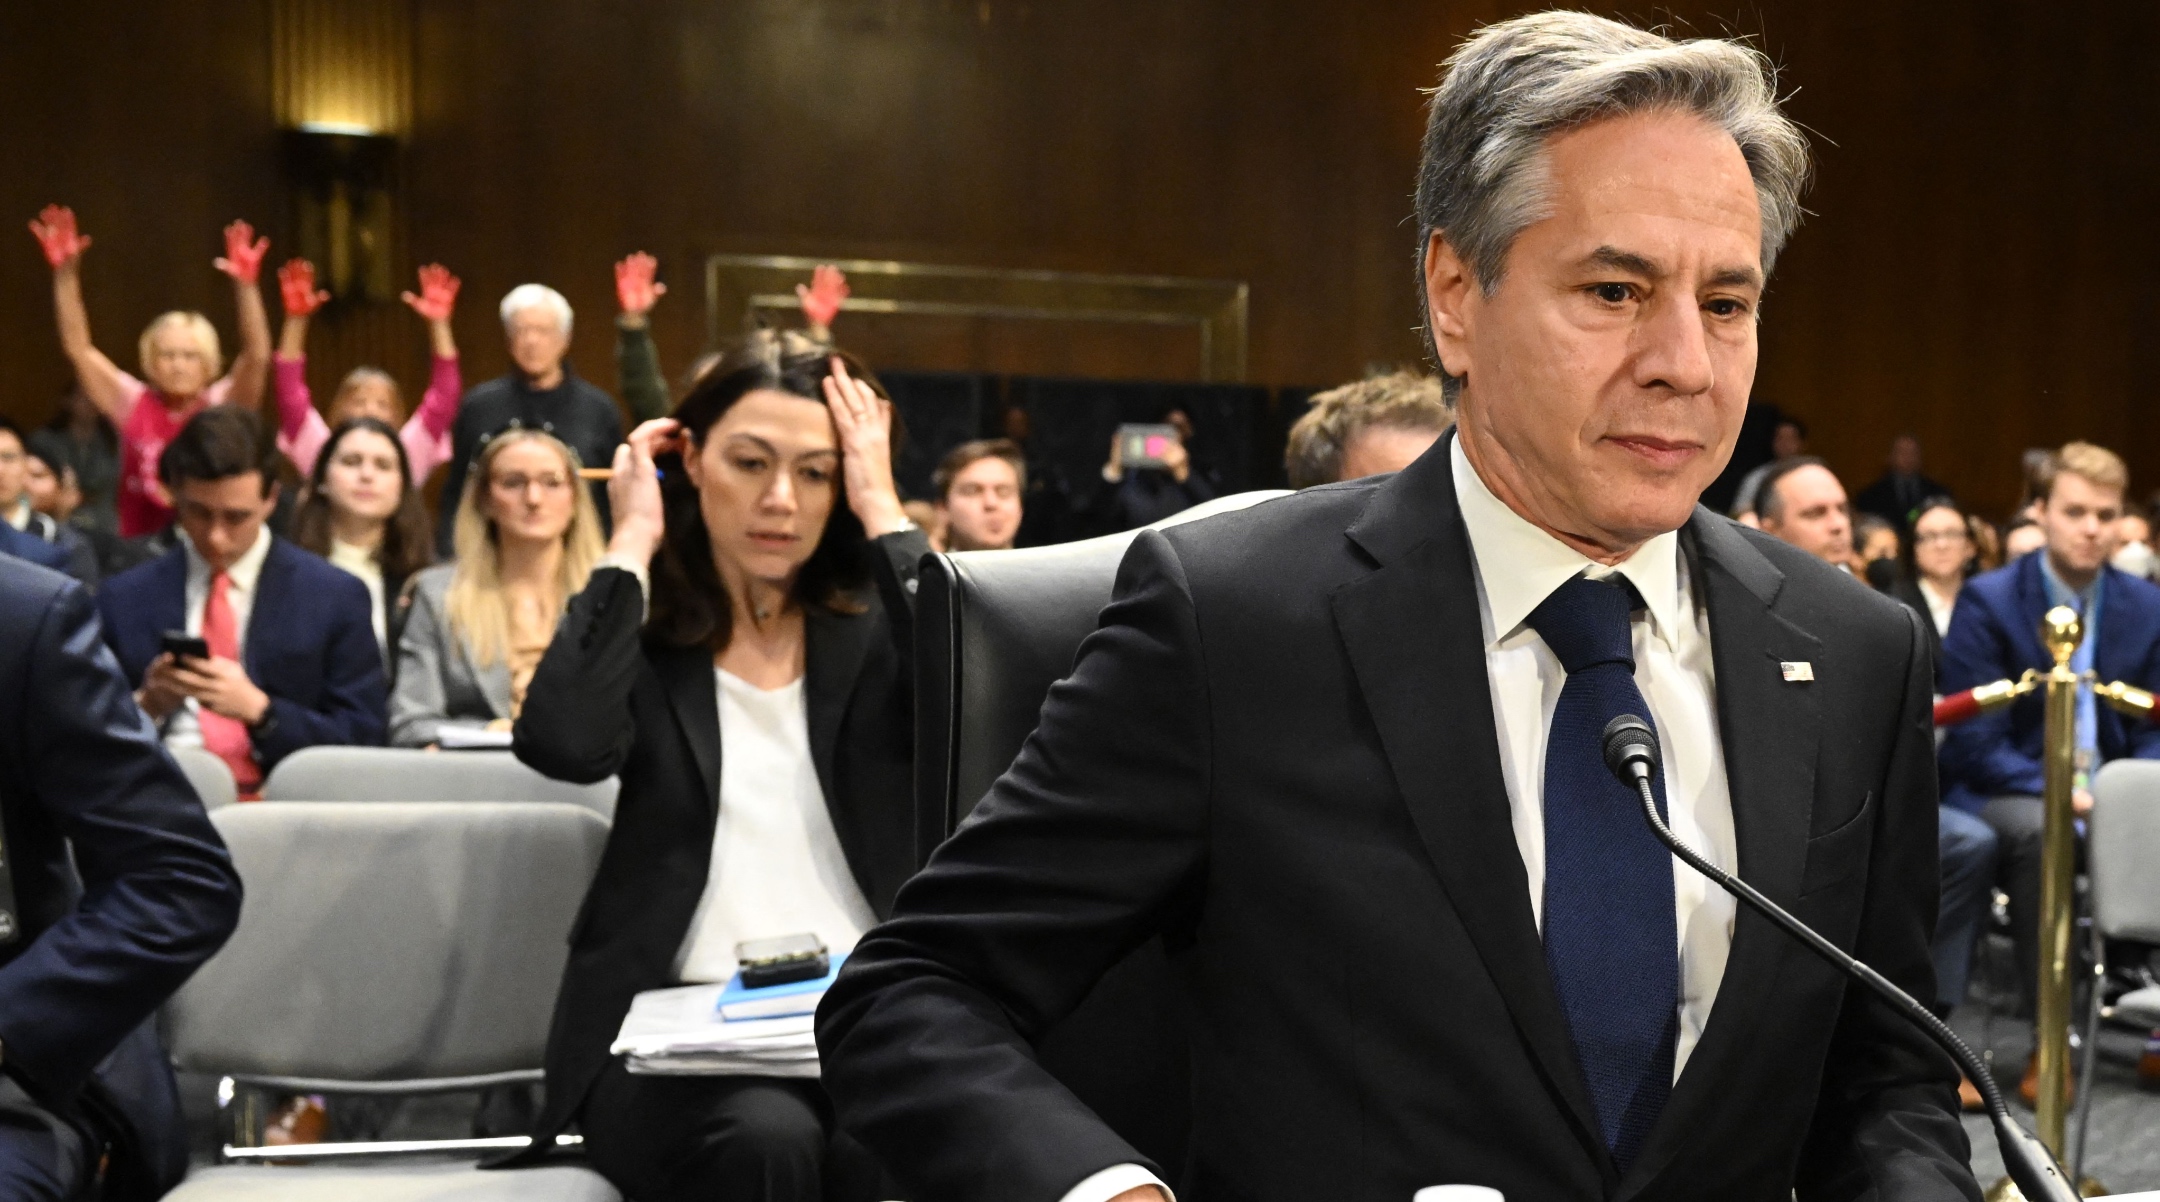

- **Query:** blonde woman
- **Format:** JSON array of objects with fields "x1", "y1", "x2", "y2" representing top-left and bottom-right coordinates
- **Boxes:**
[
  {"x1": 389, "y1": 429, "x2": 602, "y2": 747},
  {"x1": 30, "y1": 206, "x2": 272, "y2": 537}
]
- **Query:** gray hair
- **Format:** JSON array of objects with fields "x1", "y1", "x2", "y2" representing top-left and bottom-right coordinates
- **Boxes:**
[
  {"x1": 498, "y1": 283, "x2": 574, "y2": 336},
  {"x1": 1414, "y1": 12, "x2": 1811, "y2": 396}
]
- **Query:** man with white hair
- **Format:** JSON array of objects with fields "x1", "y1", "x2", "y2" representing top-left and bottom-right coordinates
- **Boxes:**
[
  {"x1": 433, "y1": 284, "x2": 623, "y2": 555},
  {"x1": 820, "y1": 11, "x2": 1976, "y2": 1202}
]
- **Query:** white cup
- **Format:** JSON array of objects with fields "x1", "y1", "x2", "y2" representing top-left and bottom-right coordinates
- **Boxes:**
[{"x1": 1413, "y1": 1189, "x2": 1504, "y2": 1202}]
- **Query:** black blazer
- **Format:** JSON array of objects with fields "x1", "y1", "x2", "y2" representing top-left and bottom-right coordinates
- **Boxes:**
[
  {"x1": 505, "y1": 530, "x2": 930, "y2": 1159},
  {"x1": 818, "y1": 444, "x2": 1973, "y2": 1202}
]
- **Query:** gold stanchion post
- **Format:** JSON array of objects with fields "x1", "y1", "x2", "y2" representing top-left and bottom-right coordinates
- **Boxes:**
[{"x1": 2034, "y1": 606, "x2": 2082, "y2": 1152}]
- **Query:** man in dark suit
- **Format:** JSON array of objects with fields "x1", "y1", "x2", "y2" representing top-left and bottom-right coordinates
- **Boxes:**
[
  {"x1": 97, "y1": 406, "x2": 384, "y2": 794},
  {"x1": 0, "y1": 557, "x2": 244, "y2": 1198},
  {"x1": 1940, "y1": 439, "x2": 2160, "y2": 1097},
  {"x1": 1855, "y1": 436, "x2": 1954, "y2": 531},
  {"x1": 819, "y1": 12, "x2": 1974, "y2": 1202}
]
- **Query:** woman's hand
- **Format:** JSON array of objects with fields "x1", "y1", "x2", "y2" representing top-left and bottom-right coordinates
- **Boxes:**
[
  {"x1": 28, "y1": 205, "x2": 90, "y2": 270},
  {"x1": 277, "y1": 259, "x2": 330, "y2": 317},
  {"x1": 401, "y1": 263, "x2": 460, "y2": 323},
  {"x1": 824, "y1": 358, "x2": 909, "y2": 537},
  {"x1": 214, "y1": 220, "x2": 270, "y2": 285},
  {"x1": 607, "y1": 418, "x2": 680, "y2": 565},
  {"x1": 614, "y1": 253, "x2": 666, "y2": 328}
]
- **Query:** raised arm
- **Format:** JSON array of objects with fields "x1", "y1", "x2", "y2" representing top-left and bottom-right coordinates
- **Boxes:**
[
  {"x1": 215, "y1": 221, "x2": 273, "y2": 411},
  {"x1": 271, "y1": 259, "x2": 330, "y2": 452},
  {"x1": 613, "y1": 252, "x2": 671, "y2": 422},
  {"x1": 28, "y1": 207, "x2": 128, "y2": 421},
  {"x1": 401, "y1": 264, "x2": 463, "y2": 438},
  {"x1": 797, "y1": 264, "x2": 849, "y2": 342}
]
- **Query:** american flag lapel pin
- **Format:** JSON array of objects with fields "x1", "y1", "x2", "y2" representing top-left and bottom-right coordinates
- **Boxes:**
[{"x1": 1780, "y1": 661, "x2": 1815, "y2": 682}]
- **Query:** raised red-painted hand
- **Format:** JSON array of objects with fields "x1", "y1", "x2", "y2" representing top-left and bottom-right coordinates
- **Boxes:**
[
  {"x1": 796, "y1": 264, "x2": 849, "y2": 329},
  {"x1": 614, "y1": 252, "x2": 666, "y2": 316},
  {"x1": 401, "y1": 263, "x2": 461, "y2": 323},
  {"x1": 215, "y1": 220, "x2": 270, "y2": 284},
  {"x1": 28, "y1": 205, "x2": 91, "y2": 268},
  {"x1": 277, "y1": 259, "x2": 331, "y2": 317}
]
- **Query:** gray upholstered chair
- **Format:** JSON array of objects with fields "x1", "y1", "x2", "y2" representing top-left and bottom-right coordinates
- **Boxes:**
[
  {"x1": 162, "y1": 801, "x2": 615, "y2": 1200},
  {"x1": 170, "y1": 745, "x2": 239, "y2": 811},
  {"x1": 259, "y1": 747, "x2": 617, "y2": 819},
  {"x1": 2075, "y1": 761, "x2": 2160, "y2": 1174}
]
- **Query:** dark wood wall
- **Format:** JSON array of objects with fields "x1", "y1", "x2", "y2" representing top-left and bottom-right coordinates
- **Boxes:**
[{"x1": 4, "y1": 1, "x2": 2155, "y2": 518}]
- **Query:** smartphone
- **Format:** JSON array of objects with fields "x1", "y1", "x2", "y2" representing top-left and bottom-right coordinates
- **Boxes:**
[
  {"x1": 1116, "y1": 423, "x2": 1180, "y2": 470},
  {"x1": 735, "y1": 933, "x2": 831, "y2": 989},
  {"x1": 160, "y1": 630, "x2": 211, "y2": 662}
]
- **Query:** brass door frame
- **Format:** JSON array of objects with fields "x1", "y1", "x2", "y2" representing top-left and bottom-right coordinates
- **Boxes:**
[{"x1": 703, "y1": 254, "x2": 1250, "y2": 382}]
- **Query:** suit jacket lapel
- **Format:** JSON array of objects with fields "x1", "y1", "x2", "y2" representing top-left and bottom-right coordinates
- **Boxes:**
[
  {"x1": 1619, "y1": 511, "x2": 1821, "y2": 1199},
  {"x1": 1331, "y1": 443, "x2": 1610, "y2": 1173},
  {"x1": 657, "y1": 645, "x2": 721, "y2": 810},
  {"x1": 243, "y1": 541, "x2": 292, "y2": 678},
  {"x1": 804, "y1": 605, "x2": 875, "y2": 816}
]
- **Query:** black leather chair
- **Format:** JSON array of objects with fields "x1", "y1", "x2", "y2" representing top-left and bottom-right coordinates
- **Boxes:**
[{"x1": 912, "y1": 492, "x2": 1286, "y2": 1182}]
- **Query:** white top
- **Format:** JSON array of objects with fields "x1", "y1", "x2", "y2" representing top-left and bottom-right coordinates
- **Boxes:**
[
  {"x1": 1075, "y1": 443, "x2": 1742, "y2": 1202},
  {"x1": 166, "y1": 526, "x2": 273, "y2": 750},
  {"x1": 327, "y1": 538, "x2": 387, "y2": 654},
  {"x1": 1918, "y1": 577, "x2": 1958, "y2": 639},
  {"x1": 673, "y1": 669, "x2": 878, "y2": 985}
]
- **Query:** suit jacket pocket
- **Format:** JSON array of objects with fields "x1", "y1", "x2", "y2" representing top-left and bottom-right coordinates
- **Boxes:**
[{"x1": 1800, "y1": 790, "x2": 1874, "y2": 896}]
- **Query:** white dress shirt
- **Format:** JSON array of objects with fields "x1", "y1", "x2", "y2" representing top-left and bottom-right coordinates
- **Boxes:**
[
  {"x1": 673, "y1": 669, "x2": 879, "y2": 984},
  {"x1": 165, "y1": 527, "x2": 273, "y2": 749},
  {"x1": 1068, "y1": 445, "x2": 1741, "y2": 1202},
  {"x1": 327, "y1": 538, "x2": 387, "y2": 655}
]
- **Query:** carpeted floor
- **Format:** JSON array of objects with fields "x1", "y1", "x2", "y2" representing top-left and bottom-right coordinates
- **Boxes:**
[{"x1": 1953, "y1": 999, "x2": 2160, "y2": 1194}]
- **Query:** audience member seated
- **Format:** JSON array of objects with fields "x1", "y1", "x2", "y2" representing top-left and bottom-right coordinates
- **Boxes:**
[
  {"x1": 1969, "y1": 510, "x2": 2005, "y2": 572},
  {"x1": 1853, "y1": 512, "x2": 1899, "y2": 590},
  {"x1": 1854, "y1": 433, "x2": 1951, "y2": 528},
  {"x1": 0, "y1": 559, "x2": 243, "y2": 1201},
  {"x1": 290, "y1": 418, "x2": 436, "y2": 660},
  {"x1": 931, "y1": 438, "x2": 1025, "y2": 552},
  {"x1": 1754, "y1": 456, "x2": 1854, "y2": 572},
  {"x1": 434, "y1": 283, "x2": 624, "y2": 555},
  {"x1": 1089, "y1": 406, "x2": 1215, "y2": 531},
  {"x1": 1886, "y1": 496, "x2": 1997, "y2": 1108},
  {"x1": 27, "y1": 385, "x2": 118, "y2": 537},
  {"x1": 1726, "y1": 412, "x2": 1806, "y2": 521},
  {"x1": 30, "y1": 207, "x2": 272, "y2": 538},
  {"x1": 2112, "y1": 501, "x2": 2154, "y2": 581},
  {"x1": 22, "y1": 440, "x2": 138, "y2": 581},
  {"x1": 0, "y1": 509, "x2": 72, "y2": 574},
  {"x1": 1939, "y1": 440, "x2": 2160, "y2": 1103},
  {"x1": 271, "y1": 258, "x2": 465, "y2": 484},
  {"x1": 998, "y1": 405, "x2": 1074, "y2": 547},
  {"x1": 1282, "y1": 369, "x2": 1451, "y2": 488},
  {"x1": 498, "y1": 331, "x2": 924, "y2": 1201},
  {"x1": 0, "y1": 416, "x2": 95, "y2": 585},
  {"x1": 2002, "y1": 514, "x2": 2046, "y2": 561},
  {"x1": 390, "y1": 429, "x2": 603, "y2": 748},
  {"x1": 96, "y1": 407, "x2": 386, "y2": 794}
]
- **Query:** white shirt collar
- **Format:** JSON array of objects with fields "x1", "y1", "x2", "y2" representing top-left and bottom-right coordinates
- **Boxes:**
[
  {"x1": 182, "y1": 525, "x2": 274, "y2": 592},
  {"x1": 3, "y1": 498, "x2": 29, "y2": 531},
  {"x1": 1450, "y1": 437, "x2": 1686, "y2": 650}
]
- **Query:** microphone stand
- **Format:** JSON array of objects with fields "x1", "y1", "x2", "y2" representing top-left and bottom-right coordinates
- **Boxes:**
[{"x1": 1599, "y1": 716, "x2": 2078, "y2": 1202}]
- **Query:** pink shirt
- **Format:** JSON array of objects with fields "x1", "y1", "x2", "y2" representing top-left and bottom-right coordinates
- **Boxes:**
[
  {"x1": 115, "y1": 373, "x2": 234, "y2": 538},
  {"x1": 273, "y1": 353, "x2": 462, "y2": 484}
]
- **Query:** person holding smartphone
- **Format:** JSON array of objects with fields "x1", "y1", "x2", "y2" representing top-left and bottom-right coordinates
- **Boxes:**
[{"x1": 1089, "y1": 407, "x2": 1216, "y2": 533}]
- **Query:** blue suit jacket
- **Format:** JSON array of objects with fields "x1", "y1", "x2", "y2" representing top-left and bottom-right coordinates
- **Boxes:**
[
  {"x1": 0, "y1": 559, "x2": 242, "y2": 1100},
  {"x1": 0, "y1": 519, "x2": 70, "y2": 573},
  {"x1": 1939, "y1": 551, "x2": 2160, "y2": 813},
  {"x1": 96, "y1": 538, "x2": 387, "y2": 770}
]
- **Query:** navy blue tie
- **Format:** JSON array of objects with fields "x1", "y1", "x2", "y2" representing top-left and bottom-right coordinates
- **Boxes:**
[{"x1": 1524, "y1": 574, "x2": 1678, "y2": 1171}]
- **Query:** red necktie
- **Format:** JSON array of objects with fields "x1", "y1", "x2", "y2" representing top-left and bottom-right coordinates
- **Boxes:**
[{"x1": 199, "y1": 570, "x2": 261, "y2": 791}]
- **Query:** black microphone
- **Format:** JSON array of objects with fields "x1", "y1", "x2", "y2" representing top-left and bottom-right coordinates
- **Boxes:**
[{"x1": 1598, "y1": 714, "x2": 2077, "y2": 1202}]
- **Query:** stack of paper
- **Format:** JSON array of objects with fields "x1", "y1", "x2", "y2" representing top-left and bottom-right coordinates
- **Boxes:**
[{"x1": 611, "y1": 983, "x2": 822, "y2": 1077}]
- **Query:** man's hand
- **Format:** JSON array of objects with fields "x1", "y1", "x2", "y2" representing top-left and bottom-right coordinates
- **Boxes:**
[
  {"x1": 277, "y1": 258, "x2": 330, "y2": 317},
  {"x1": 215, "y1": 220, "x2": 270, "y2": 285},
  {"x1": 401, "y1": 262, "x2": 461, "y2": 323},
  {"x1": 796, "y1": 264, "x2": 849, "y2": 333},
  {"x1": 28, "y1": 205, "x2": 91, "y2": 269},
  {"x1": 614, "y1": 252, "x2": 666, "y2": 328},
  {"x1": 135, "y1": 653, "x2": 189, "y2": 721},
  {"x1": 170, "y1": 655, "x2": 272, "y2": 727}
]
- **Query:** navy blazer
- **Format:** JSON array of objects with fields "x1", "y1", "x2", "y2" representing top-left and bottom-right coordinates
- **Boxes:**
[
  {"x1": 0, "y1": 559, "x2": 242, "y2": 1100},
  {"x1": 96, "y1": 538, "x2": 387, "y2": 769},
  {"x1": 0, "y1": 519, "x2": 71, "y2": 574},
  {"x1": 1939, "y1": 551, "x2": 2160, "y2": 813}
]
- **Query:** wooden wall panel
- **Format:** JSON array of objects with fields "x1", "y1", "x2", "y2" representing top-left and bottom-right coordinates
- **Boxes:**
[{"x1": 5, "y1": 0, "x2": 2156, "y2": 520}]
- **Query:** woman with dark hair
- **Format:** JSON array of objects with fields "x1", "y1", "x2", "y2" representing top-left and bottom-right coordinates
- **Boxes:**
[
  {"x1": 289, "y1": 417, "x2": 434, "y2": 658},
  {"x1": 504, "y1": 330, "x2": 924, "y2": 1201},
  {"x1": 1889, "y1": 495, "x2": 1976, "y2": 675}
]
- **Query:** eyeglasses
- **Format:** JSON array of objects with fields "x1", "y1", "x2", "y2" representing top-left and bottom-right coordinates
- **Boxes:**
[
  {"x1": 1913, "y1": 530, "x2": 1971, "y2": 546},
  {"x1": 490, "y1": 473, "x2": 571, "y2": 494}
]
